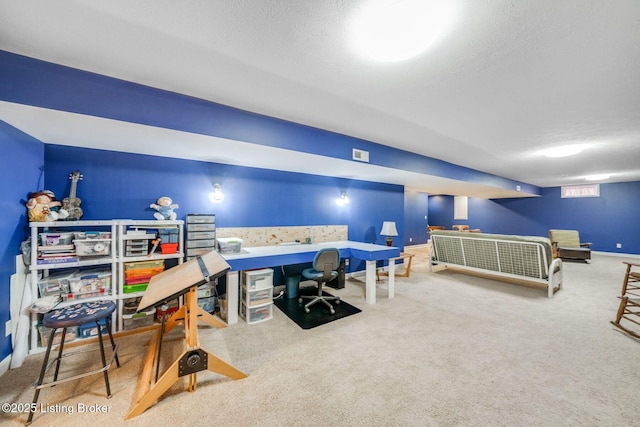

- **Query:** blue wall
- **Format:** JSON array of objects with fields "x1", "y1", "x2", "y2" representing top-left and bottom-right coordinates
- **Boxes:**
[
  {"x1": 43, "y1": 144, "x2": 404, "y2": 269},
  {"x1": 0, "y1": 50, "x2": 539, "y2": 196},
  {"x1": 425, "y1": 183, "x2": 640, "y2": 254},
  {"x1": 404, "y1": 191, "x2": 429, "y2": 245},
  {"x1": 0, "y1": 121, "x2": 45, "y2": 362}
]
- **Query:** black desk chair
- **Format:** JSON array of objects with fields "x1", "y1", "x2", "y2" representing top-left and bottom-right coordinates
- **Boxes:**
[{"x1": 299, "y1": 248, "x2": 340, "y2": 314}]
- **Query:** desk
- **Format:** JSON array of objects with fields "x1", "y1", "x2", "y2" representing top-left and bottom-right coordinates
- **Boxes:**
[{"x1": 222, "y1": 241, "x2": 400, "y2": 324}]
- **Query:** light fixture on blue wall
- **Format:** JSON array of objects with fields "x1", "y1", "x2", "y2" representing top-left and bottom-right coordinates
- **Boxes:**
[
  {"x1": 337, "y1": 191, "x2": 350, "y2": 205},
  {"x1": 209, "y1": 183, "x2": 224, "y2": 202}
]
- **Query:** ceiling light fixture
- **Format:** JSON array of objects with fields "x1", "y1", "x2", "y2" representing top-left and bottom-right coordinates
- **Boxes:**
[
  {"x1": 351, "y1": 0, "x2": 456, "y2": 62},
  {"x1": 584, "y1": 174, "x2": 610, "y2": 181},
  {"x1": 543, "y1": 145, "x2": 583, "y2": 158}
]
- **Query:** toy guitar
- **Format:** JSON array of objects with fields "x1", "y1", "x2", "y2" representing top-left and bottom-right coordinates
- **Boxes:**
[{"x1": 62, "y1": 171, "x2": 83, "y2": 220}]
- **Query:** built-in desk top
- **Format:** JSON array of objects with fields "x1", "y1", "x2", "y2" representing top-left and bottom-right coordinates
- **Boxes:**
[{"x1": 222, "y1": 241, "x2": 400, "y2": 271}]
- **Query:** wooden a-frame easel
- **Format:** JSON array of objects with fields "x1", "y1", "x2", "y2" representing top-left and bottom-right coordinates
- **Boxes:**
[{"x1": 126, "y1": 253, "x2": 247, "y2": 419}]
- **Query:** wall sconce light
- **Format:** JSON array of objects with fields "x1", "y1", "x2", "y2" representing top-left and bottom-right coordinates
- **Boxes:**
[
  {"x1": 380, "y1": 221, "x2": 398, "y2": 246},
  {"x1": 209, "y1": 183, "x2": 224, "y2": 202},
  {"x1": 337, "y1": 191, "x2": 350, "y2": 205}
]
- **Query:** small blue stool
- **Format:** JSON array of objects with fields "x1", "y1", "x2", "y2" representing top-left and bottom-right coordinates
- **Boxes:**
[{"x1": 27, "y1": 301, "x2": 120, "y2": 425}]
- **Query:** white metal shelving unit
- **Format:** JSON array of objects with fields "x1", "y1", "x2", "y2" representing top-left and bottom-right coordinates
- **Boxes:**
[
  {"x1": 28, "y1": 220, "x2": 117, "y2": 353},
  {"x1": 115, "y1": 220, "x2": 184, "y2": 331},
  {"x1": 28, "y1": 219, "x2": 184, "y2": 353}
]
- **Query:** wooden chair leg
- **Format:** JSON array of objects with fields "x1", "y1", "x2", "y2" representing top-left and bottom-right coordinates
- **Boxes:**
[
  {"x1": 613, "y1": 297, "x2": 628, "y2": 324},
  {"x1": 621, "y1": 264, "x2": 632, "y2": 295}
]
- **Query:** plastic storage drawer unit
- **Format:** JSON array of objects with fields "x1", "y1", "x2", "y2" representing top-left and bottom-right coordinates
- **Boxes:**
[
  {"x1": 186, "y1": 214, "x2": 215, "y2": 224},
  {"x1": 241, "y1": 287, "x2": 274, "y2": 307},
  {"x1": 240, "y1": 302, "x2": 273, "y2": 324},
  {"x1": 242, "y1": 268, "x2": 273, "y2": 290}
]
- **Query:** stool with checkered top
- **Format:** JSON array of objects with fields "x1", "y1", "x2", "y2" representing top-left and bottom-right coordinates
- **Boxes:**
[{"x1": 27, "y1": 300, "x2": 120, "y2": 425}]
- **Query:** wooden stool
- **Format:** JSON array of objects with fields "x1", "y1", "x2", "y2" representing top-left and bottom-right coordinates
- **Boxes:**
[{"x1": 27, "y1": 301, "x2": 120, "y2": 425}]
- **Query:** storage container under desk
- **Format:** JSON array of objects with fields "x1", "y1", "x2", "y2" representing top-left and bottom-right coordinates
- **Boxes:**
[
  {"x1": 241, "y1": 268, "x2": 273, "y2": 290},
  {"x1": 241, "y1": 286, "x2": 273, "y2": 307},
  {"x1": 240, "y1": 301, "x2": 273, "y2": 324}
]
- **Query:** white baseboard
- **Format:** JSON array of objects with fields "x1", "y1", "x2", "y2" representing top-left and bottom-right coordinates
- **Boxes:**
[
  {"x1": 0, "y1": 354, "x2": 11, "y2": 377},
  {"x1": 593, "y1": 251, "x2": 640, "y2": 259},
  {"x1": 406, "y1": 243, "x2": 430, "y2": 249}
]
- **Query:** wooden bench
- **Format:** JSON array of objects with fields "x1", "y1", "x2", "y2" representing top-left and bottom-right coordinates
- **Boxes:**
[{"x1": 378, "y1": 252, "x2": 415, "y2": 279}]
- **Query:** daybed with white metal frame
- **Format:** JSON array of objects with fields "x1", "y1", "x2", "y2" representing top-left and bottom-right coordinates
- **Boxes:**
[{"x1": 429, "y1": 230, "x2": 563, "y2": 298}]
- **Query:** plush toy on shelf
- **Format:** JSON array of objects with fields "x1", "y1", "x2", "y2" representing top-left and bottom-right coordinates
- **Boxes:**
[
  {"x1": 26, "y1": 190, "x2": 70, "y2": 222},
  {"x1": 150, "y1": 196, "x2": 179, "y2": 220}
]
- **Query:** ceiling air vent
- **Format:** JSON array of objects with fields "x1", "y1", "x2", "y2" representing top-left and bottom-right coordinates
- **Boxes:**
[{"x1": 352, "y1": 148, "x2": 369, "y2": 163}]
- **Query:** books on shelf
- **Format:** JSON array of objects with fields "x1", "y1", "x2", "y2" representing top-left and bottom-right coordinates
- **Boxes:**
[
  {"x1": 37, "y1": 257, "x2": 79, "y2": 265},
  {"x1": 37, "y1": 244, "x2": 78, "y2": 264}
]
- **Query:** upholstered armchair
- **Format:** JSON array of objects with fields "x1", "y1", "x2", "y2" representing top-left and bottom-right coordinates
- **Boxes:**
[{"x1": 548, "y1": 229, "x2": 592, "y2": 262}]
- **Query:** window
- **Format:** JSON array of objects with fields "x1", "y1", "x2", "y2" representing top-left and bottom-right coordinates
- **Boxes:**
[{"x1": 454, "y1": 196, "x2": 468, "y2": 220}]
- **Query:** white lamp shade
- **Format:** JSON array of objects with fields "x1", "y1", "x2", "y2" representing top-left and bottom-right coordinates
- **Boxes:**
[{"x1": 380, "y1": 221, "x2": 398, "y2": 236}]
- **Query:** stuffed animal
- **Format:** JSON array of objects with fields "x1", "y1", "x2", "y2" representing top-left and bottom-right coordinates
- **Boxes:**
[
  {"x1": 26, "y1": 191, "x2": 70, "y2": 222},
  {"x1": 150, "y1": 196, "x2": 179, "y2": 220}
]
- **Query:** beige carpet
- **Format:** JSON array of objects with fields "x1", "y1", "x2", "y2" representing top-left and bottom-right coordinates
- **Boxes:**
[{"x1": 1, "y1": 247, "x2": 639, "y2": 426}]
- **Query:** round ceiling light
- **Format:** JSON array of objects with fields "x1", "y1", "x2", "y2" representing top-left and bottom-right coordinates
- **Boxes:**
[
  {"x1": 351, "y1": 0, "x2": 456, "y2": 62},
  {"x1": 585, "y1": 174, "x2": 610, "y2": 181},
  {"x1": 543, "y1": 145, "x2": 584, "y2": 158}
]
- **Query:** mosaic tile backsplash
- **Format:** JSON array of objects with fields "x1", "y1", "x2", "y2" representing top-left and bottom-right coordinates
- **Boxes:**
[{"x1": 217, "y1": 225, "x2": 348, "y2": 247}]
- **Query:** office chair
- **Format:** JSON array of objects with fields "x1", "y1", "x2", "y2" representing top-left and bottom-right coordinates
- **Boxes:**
[{"x1": 299, "y1": 248, "x2": 340, "y2": 314}]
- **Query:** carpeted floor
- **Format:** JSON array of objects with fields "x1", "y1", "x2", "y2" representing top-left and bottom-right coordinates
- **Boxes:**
[{"x1": 1, "y1": 246, "x2": 639, "y2": 426}]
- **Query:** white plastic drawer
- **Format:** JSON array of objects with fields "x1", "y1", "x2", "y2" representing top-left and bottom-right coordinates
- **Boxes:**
[
  {"x1": 186, "y1": 223, "x2": 216, "y2": 232},
  {"x1": 242, "y1": 268, "x2": 273, "y2": 290},
  {"x1": 186, "y1": 214, "x2": 215, "y2": 224},
  {"x1": 186, "y1": 248, "x2": 215, "y2": 259},
  {"x1": 187, "y1": 231, "x2": 216, "y2": 240},
  {"x1": 187, "y1": 239, "x2": 216, "y2": 248},
  {"x1": 241, "y1": 286, "x2": 273, "y2": 307},
  {"x1": 240, "y1": 302, "x2": 273, "y2": 324}
]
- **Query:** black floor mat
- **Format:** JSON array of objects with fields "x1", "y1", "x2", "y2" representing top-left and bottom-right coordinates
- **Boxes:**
[{"x1": 273, "y1": 287, "x2": 361, "y2": 330}]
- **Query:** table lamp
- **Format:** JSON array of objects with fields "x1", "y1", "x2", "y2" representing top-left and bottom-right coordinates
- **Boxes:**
[{"x1": 380, "y1": 221, "x2": 398, "y2": 246}]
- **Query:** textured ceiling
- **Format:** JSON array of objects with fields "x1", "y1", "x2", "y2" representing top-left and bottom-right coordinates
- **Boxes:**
[{"x1": 1, "y1": 0, "x2": 639, "y2": 194}]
